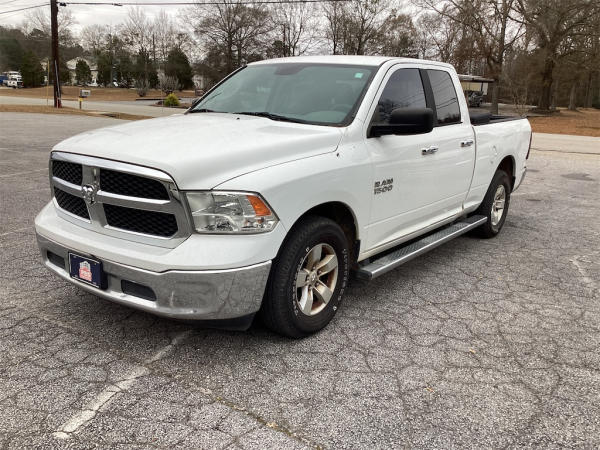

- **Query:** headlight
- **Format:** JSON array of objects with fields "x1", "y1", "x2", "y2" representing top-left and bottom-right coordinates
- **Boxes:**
[{"x1": 185, "y1": 191, "x2": 278, "y2": 234}]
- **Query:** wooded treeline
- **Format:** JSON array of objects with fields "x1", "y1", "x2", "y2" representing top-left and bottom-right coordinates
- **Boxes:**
[{"x1": 1, "y1": 0, "x2": 599, "y2": 111}]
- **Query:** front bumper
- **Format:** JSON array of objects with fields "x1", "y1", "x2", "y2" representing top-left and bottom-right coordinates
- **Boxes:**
[{"x1": 36, "y1": 233, "x2": 271, "y2": 321}]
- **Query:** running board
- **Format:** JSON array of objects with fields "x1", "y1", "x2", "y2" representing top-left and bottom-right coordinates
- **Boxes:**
[{"x1": 356, "y1": 215, "x2": 487, "y2": 281}]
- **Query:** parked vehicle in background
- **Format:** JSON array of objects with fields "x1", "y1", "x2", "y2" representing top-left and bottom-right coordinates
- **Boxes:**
[
  {"x1": 35, "y1": 56, "x2": 531, "y2": 338},
  {"x1": 5, "y1": 79, "x2": 23, "y2": 89},
  {"x1": 1, "y1": 71, "x2": 23, "y2": 88},
  {"x1": 467, "y1": 90, "x2": 484, "y2": 107}
]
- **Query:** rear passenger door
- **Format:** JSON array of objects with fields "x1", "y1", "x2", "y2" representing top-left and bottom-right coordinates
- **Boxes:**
[
  {"x1": 423, "y1": 68, "x2": 475, "y2": 212},
  {"x1": 364, "y1": 65, "x2": 475, "y2": 251}
]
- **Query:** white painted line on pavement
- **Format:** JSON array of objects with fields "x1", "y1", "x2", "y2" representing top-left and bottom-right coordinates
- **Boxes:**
[
  {"x1": 571, "y1": 256, "x2": 598, "y2": 291},
  {"x1": 52, "y1": 330, "x2": 193, "y2": 440},
  {"x1": 0, "y1": 227, "x2": 31, "y2": 237}
]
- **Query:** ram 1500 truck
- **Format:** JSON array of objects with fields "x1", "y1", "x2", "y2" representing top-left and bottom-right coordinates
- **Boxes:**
[{"x1": 35, "y1": 56, "x2": 531, "y2": 337}]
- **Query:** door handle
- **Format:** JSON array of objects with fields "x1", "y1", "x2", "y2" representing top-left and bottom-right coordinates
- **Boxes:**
[
  {"x1": 461, "y1": 139, "x2": 474, "y2": 147},
  {"x1": 421, "y1": 145, "x2": 439, "y2": 155}
]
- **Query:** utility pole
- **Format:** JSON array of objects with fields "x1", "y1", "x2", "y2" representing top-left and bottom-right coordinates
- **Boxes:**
[{"x1": 50, "y1": 0, "x2": 61, "y2": 107}]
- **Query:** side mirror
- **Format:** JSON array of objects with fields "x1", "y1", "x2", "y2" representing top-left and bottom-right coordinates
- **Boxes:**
[{"x1": 369, "y1": 107, "x2": 434, "y2": 138}]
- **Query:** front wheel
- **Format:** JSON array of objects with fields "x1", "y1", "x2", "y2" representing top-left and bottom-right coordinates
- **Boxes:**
[
  {"x1": 474, "y1": 169, "x2": 511, "y2": 238},
  {"x1": 260, "y1": 216, "x2": 350, "y2": 338}
]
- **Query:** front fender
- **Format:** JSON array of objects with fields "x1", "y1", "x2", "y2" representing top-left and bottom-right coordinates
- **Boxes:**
[{"x1": 215, "y1": 149, "x2": 372, "y2": 246}]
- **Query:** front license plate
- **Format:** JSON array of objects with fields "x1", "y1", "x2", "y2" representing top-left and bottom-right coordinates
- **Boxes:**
[{"x1": 69, "y1": 253, "x2": 104, "y2": 289}]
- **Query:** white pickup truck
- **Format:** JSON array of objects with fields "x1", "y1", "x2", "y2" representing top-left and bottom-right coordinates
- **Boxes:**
[{"x1": 35, "y1": 56, "x2": 531, "y2": 337}]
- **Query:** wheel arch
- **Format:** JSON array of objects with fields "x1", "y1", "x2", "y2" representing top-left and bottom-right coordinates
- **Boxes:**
[
  {"x1": 497, "y1": 155, "x2": 516, "y2": 190},
  {"x1": 289, "y1": 201, "x2": 360, "y2": 263}
]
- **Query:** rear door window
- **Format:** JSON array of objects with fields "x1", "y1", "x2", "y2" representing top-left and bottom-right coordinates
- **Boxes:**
[{"x1": 426, "y1": 69, "x2": 461, "y2": 125}]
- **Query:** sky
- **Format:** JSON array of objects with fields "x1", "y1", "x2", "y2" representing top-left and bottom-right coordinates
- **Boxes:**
[{"x1": 0, "y1": 0, "x2": 185, "y2": 33}]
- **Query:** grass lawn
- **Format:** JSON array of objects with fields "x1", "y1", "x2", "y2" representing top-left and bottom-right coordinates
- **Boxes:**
[
  {"x1": 528, "y1": 108, "x2": 600, "y2": 137},
  {"x1": 0, "y1": 104, "x2": 151, "y2": 121}
]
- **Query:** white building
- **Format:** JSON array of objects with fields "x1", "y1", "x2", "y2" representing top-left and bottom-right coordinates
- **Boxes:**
[{"x1": 66, "y1": 58, "x2": 98, "y2": 86}]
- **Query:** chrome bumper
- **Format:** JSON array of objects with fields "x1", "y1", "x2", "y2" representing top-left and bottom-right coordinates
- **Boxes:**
[{"x1": 36, "y1": 233, "x2": 271, "y2": 321}]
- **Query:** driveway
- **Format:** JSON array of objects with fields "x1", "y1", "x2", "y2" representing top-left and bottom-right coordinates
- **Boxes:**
[{"x1": 1, "y1": 112, "x2": 599, "y2": 448}]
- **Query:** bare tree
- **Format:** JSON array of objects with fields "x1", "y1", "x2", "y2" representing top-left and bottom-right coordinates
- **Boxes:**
[
  {"x1": 322, "y1": 1, "x2": 348, "y2": 54},
  {"x1": 191, "y1": 0, "x2": 271, "y2": 74},
  {"x1": 81, "y1": 24, "x2": 108, "y2": 55},
  {"x1": 415, "y1": 0, "x2": 524, "y2": 114},
  {"x1": 322, "y1": 0, "x2": 388, "y2": 55},
  {"x1": 153, "y1": 10, "x2": 177, "y2": 63},
  {"x1": 415, "y1": 11, "x2": 461, "y2": 61},
  {"x1": 322, "y1": 1, "x2": 345, "y2": 54},
  {"x1": 513, "y1": 0, "x2": 600, "y2": 111},
  {"x1": 271, "y1": 3, "x2": 318, "y2": 57},
  {"x1": 123, "y1": 7, "x2": 154, "y2": 54},
  {"x1": 159, "y1": 73, "x2": 180, "y2": 95},
  {"x1": 377, "y1": 12, "x2": 419, "y2": 57},
  {"x1": 23, "y1": 7, "x2": 76, "y2": 45},
  {"x1": 24, "y1": 8, "x2": 76, "y2": 35},
  {"x1": 350, "y1": 0, "x2": 389, "y2": 55}
]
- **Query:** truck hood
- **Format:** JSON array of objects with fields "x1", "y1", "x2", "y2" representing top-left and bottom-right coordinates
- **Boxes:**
[{"x1": 53, "y1": 113, "x2": 344, "y2": 189}]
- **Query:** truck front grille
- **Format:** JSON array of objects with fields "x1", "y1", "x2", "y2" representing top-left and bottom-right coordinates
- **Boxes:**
[
  {"x1": 49, "y1": 153, "x2": 190, "y2": 248},
  {"x1": 104, "y1": 204, "x2": 178, "y2": 237},
  {"x1": 99, "y1": 169, "x2": 169, "y2": 200},
  {"x1": 52, "y1": 160, "x2": 82, "y2": 185},
  {"x1": 54, "y1": 187, "x2": 90, "y2": 219}
]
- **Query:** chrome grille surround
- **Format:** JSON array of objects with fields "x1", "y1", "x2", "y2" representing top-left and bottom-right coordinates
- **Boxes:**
[{"x1": 49, "y1": 151, "x2": 192, "y2": 248}]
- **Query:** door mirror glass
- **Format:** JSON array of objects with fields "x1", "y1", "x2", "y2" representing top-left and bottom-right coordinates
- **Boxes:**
[{"x1": 369, "y1": 107, "x2": 434, "y2": 137}]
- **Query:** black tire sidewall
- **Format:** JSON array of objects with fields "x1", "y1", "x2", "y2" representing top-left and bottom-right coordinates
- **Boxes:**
[
  {"x1": 478, "y1": 170, "x2": 511, "y2": 236},
  {"x1": 266, "y1": 217, "x2": 350, "y2": 336},
  {"x1": 289, "y1": 229, "x2": 348, "y2": 332}
]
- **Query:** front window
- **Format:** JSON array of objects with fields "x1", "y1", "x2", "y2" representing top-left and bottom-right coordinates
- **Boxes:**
[
  {"x1": 372, "y1": 68, "x2": 426, "y2": 125},
  {"x1": 190, "y1": 63, "x2": 376, "y2": 126}
]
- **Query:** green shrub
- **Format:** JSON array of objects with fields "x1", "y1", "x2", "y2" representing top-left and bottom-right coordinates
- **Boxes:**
[{"x1": 163, "y1": 93, "x2": 180, "y2": 107}]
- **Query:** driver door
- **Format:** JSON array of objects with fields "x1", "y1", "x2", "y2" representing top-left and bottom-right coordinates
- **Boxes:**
[{"x1": 364, "y1": 65, "x2": 475, "y2": 251}]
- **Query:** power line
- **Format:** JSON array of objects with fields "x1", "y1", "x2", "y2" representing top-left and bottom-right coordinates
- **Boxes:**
[
  {"x1": 61, "y1": 0, "x2": 350, "y2": 5},
  {"x1": 0, "y1": 0, "x2": 35, "y2": 6},
  {"x1": 0, "y1": 2, "x2": 47, "y2": 14}
]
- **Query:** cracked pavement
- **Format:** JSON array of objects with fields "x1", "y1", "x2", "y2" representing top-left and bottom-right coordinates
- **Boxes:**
[{"x1": 1, "y1": 112, "x2": 599, "y2": 448}]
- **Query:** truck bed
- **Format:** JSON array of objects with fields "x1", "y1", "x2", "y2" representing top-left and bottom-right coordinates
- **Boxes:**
[
  {"x1": 469, "y1": 110, "x2": 526, "y2": 126},
  {"x1": 465, "y1": 111, "x2": 531, "y2": 210}
]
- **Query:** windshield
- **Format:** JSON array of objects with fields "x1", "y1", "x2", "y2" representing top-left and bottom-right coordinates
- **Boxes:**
[{"x1": 191, "y1": 63, "x2": 377, "y2": 126}]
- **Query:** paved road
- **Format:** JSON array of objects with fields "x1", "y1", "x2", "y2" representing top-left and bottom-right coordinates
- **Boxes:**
[
  {"x1": 531, "y1": 132, "x2": 600, "y2": 155},
  {"x1": 1, "y1": 112, "x2": 599, "y2": 448},
  {"x1": 0, "y1": 95, "x2": 178, "y2": 117}
]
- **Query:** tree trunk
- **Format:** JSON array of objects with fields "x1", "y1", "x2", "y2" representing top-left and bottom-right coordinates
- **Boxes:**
[
  {"x1": 568, "y1": 81, "x2": 577, "y2": 111},
  {"x1": 550, "y1": 77, "x2": 558, "y2": 110},
  {"x1": 585, "y1": 71, "x2": 593, "y2": 108},
  {"x1": 538, "y1": 55, "x2": 555, "y2": 111},
  {"x1": 490, "y1": 81, "x2": 500, "y2": 114},
  {"x1": 226, "y1": 37, "x2": 233, "y2": 74}
]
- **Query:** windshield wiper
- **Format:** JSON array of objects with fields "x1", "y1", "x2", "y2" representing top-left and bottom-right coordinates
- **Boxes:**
[
  {"x1": 188, "y1": 108, "x2": 218, "y2": 113},
  {"x1": 233, "y1": 111, "x2": 305, "y2": 123}
]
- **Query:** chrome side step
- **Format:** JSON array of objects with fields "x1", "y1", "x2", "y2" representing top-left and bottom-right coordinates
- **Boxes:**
[{"x1": 356, "y1": 215, "x2": 487, "y2": 281}]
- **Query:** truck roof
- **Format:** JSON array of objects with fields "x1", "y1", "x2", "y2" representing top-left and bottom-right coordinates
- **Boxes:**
[{"x1": 249, "y1": 55, "x2": 454, "y2": 70}]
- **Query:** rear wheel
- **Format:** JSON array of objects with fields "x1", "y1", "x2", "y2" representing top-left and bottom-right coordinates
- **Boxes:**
[
  {"x1": 474, "y1": 169, "x2": 511, "y2": 238},
  {"x1": 261, "y1": 216, "x2": 350, "y2": 338}
]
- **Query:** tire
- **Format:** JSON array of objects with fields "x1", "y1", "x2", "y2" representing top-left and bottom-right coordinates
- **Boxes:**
[
  {"x1": 474, "y1": 169, "x2": 511, "y2": 238},
  {"x1": 261, "y1": 216, "x2": 350, "y2": 338}
]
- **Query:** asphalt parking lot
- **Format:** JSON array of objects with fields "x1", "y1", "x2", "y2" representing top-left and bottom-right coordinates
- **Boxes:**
[{"x1": 1, "y1": 112, "x2": 599, "y2": 448}]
